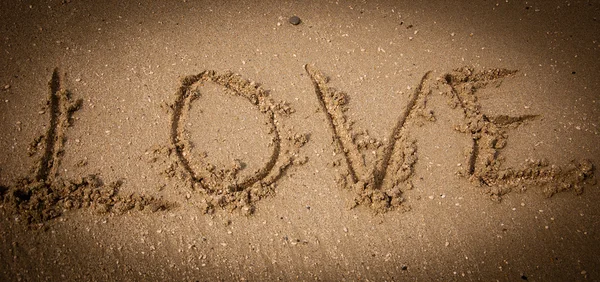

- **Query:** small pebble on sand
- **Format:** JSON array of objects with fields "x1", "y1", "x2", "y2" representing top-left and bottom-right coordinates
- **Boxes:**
[{"x1": 289, "y1": 16, "x2": 301, "y2": 25}]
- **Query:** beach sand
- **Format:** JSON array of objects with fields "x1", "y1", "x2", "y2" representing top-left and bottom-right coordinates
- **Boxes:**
[{"x1": 0, "y1": 0, "x2": 599, "y2": 280}]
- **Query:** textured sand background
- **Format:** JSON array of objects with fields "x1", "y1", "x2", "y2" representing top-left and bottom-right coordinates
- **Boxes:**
[{"x1": 1, "y1": 0, "x2": 599, "y2": 280}]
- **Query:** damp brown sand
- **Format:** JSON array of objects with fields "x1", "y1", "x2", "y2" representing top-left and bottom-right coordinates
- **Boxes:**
[{"x1": 0, "y1": 1, "x2": 599, "y2": 281}]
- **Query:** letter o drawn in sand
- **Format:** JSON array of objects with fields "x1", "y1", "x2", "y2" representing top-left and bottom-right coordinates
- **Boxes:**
[{"x1": 170, "y1": 70, "x2": 302, "y2": 197}]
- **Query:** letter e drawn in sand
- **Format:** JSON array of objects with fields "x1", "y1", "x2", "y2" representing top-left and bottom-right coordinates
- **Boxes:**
[
  {"x1": 305, "y1": 64, "x2": 435, "y2": 213},
  {"x1": 441, "y1": 67, "x2": 595, "y2": 200},
  {"x1": 170, "y1": 71, "x2": 307, "y2": 215}
]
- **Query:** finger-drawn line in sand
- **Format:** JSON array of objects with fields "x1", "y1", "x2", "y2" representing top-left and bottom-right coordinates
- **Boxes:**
[
  {"x1": 167, "y1": 70, "x2": 307, "y2": 215},
  {"x1": 305, "y1": 64, "x2": 435, "y2": 212},
  {"x1": 0, "y1": 69, "x2": 172, "y2": 226},
  {"x1": 34, "y1": 69, "x2": 82, "y2": 182},
  {"x1": 441, "y1": 67, "x2": 595, "y2": 200}
]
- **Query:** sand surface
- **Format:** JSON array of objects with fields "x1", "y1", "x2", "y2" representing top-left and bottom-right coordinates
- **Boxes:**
[{"x1": 1, "y1": 0, "x2": 599, "y2": 280}]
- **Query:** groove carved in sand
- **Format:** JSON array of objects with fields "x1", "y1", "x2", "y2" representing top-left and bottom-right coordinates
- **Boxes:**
[
  {"x1": 305, "y1": 65, "x2": 434, "y2": 212},
  {"x1": 35, "y1": 69, "x2": 82, "y2": 182},
  {"x1": 169, "y1": 70, "x2": 307, "y2": 215}
]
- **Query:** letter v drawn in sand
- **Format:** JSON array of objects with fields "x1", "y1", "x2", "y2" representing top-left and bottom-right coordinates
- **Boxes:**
[{"x1": 305, "y1": 64, "x2": 436, "y2": 212}]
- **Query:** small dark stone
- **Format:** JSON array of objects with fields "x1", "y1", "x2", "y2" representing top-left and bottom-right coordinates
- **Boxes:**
[
  {"x1": 401, "y1": 265, "x2": 408, "y2": 270},
  {"x1": 521, "y1": 274, "x2": 528, "y2": 280},
  {"x1": 289, "y1": 16, "x2": 301, "y2": 25}
]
